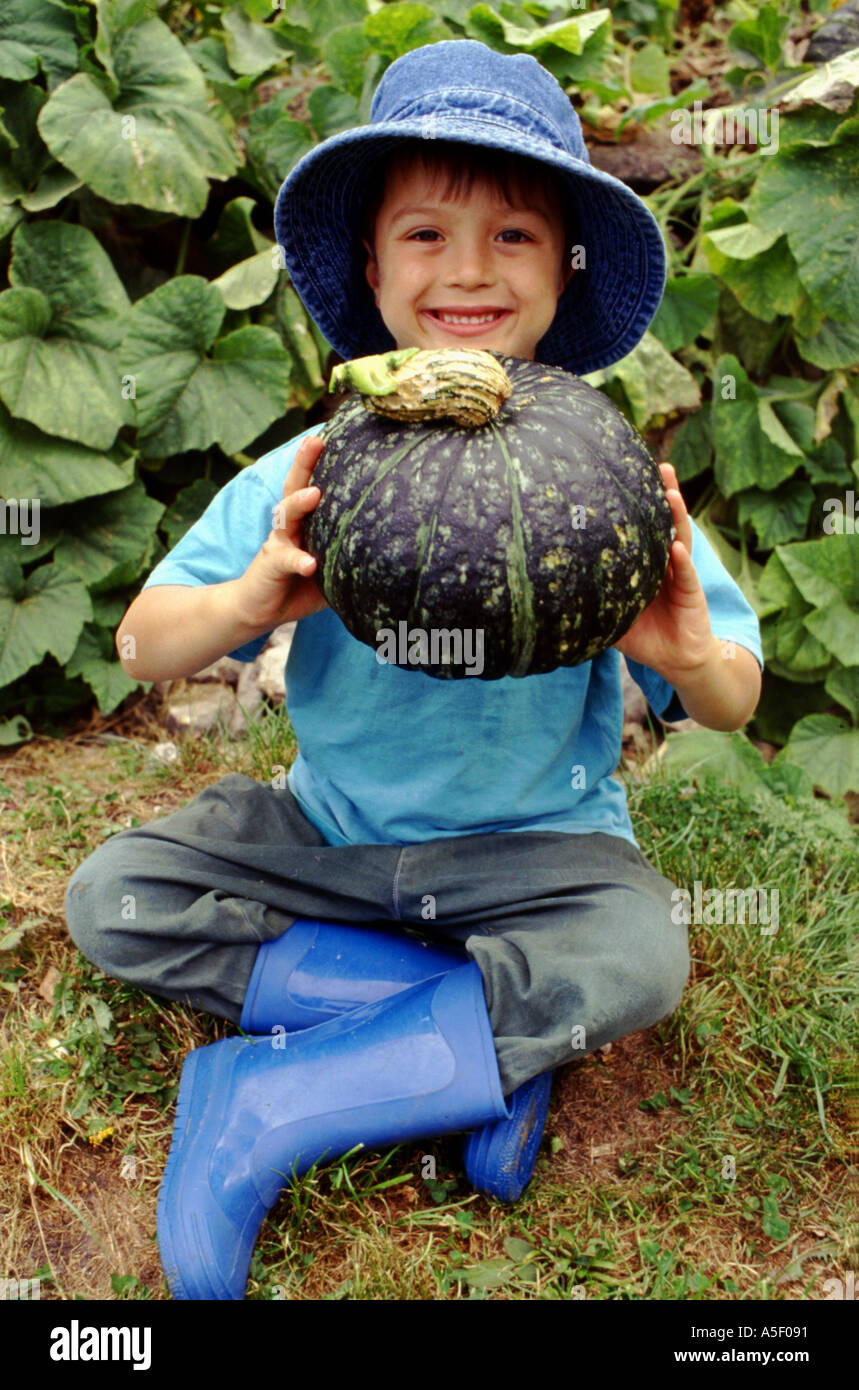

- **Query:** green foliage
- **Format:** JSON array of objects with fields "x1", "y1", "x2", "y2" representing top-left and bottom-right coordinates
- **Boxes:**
[{"x1": 0, "y1": 0, "x2": 857, "y2": 802}]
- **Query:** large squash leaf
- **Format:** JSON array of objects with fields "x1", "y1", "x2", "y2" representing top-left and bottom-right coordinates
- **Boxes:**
[
  {"x1": 711, "y1": 355, "x2": 802, "y2": 496},
  {"x1": 0, "y1": 554, "x2": 92, "y2": 687},
  {"x1": 119, "y1": 276, "x2": 290, "y2": 456},
  {"x1": 748, "y1": 133, "x2": 859, "y2": 326},
  {"x1": 583, "y1": 331, "x2": 700, "y2": 431},
  {"x1": 0, "y1": 1, "x2": 78, "y2": 89},
  {"x1": 48, "y1": 481, "x2": 165, "y2": 592},
  {"x1": 782, "y1": 714, "x2": 859, "y2": 799},
  {"x1": 0, "y1": 221, "x2": 132, "y2": 449},
  {"x1": 66, "y1": 623, "x2": 143, "y2": 715},
  {"x1": 38, "y1": 10, "x2": 239, "y2": 217},
  {"x1": 0, "y1": 401, "x2": 135, "y2": 506}
]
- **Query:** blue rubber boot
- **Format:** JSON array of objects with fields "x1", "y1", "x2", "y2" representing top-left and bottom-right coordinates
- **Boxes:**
[
  {"x1": 157, "y1": 962, "x2": 511, "y2": 1300},
  {"x1": 239, "y1": 919, "x2": 554, "y2": 1203},
  {"x1": 239, "y1": 918, "x2": 466, "y2": 1033}
]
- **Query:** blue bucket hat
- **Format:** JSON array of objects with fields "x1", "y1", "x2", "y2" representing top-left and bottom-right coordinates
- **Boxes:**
[{"x1": 274, "y1": 39, "x2": 666, "y2": 376}]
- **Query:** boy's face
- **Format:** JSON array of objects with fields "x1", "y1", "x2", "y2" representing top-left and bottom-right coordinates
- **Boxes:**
[{"x1": 363, "y1": 160, "x2": 574, "y2": 361}]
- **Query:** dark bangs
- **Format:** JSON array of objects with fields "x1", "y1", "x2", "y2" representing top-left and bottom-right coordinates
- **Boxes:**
[{"x1": 360, "y1": 139, "x2": 577, "y2": 255}]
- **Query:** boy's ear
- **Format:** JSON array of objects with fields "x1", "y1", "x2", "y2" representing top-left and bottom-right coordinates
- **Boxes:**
[
  {"x1": 559, "y1": 261, "x2": 575, "y2": 294},
  {"x1": 363, "y1": 236, "x2": 380, "y2": 301}
]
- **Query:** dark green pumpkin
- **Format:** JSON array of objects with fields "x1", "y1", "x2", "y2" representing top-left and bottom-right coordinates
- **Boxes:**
[{"x1": 306, "y1": 351, "x2": 673, "y2": 680}]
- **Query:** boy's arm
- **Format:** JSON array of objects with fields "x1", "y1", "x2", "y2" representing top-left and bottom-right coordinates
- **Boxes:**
[
  {"x1": 652, "y1": 635, "x2": 761, "y2": 732},
  {"x1": 117, "y1": 434, "x2": 326, "y2": 682},
  {"x1": 616, "y1": 465, "x2": 763, "y2": 732}
]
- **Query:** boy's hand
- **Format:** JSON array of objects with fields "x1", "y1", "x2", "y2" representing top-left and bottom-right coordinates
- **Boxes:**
[
  {"x1": 612, "y1": 463, "x2": 713, "y2": 684},
  {"x1": 233, "y1": 434, "x2": 329, "y2": 630}
]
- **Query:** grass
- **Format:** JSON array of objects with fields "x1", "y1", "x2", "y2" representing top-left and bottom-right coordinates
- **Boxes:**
[{"x1": 0, "y1": 693, "x2": 856, "y2": 1300}]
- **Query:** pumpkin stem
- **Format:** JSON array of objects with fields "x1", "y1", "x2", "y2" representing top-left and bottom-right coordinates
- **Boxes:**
[{"x1": 330, "y1": 349, "x2": 421, "y2": 396}]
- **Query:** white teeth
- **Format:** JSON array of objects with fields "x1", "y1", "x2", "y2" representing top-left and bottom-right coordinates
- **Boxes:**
[{"x1": 434, "y1": 312, "x2": 502, "y2": 324}]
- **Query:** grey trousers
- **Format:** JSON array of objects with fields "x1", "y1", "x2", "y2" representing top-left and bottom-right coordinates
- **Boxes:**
[{"x1": 64, "y1": 773, "x2": 689, "y2": 1095}]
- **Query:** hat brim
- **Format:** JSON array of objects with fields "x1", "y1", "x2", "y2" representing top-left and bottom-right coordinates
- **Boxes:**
[{"x1": 274, "y1": 119, "x2": 666, "y2": 377}]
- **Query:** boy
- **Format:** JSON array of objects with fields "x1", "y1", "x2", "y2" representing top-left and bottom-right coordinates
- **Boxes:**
[{"x1": 65, "y1": 40, "x2": 762, "y2": 1300}]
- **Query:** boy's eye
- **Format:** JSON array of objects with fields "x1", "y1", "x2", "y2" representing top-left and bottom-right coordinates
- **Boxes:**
[{"x1": 406, "y1": 228, "x2": 533, "y2": 243}]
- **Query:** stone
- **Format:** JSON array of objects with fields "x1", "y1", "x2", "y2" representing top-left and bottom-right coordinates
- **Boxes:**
[
  {"x1": 165, "y1": 685, "x2": 246, "y2": 737},
  {"x1": 189, "y1": 655, "x2": 243, "y2": 686},
  {"x1": 620, "y1": 655, "x2": 649, "y2": 725}
]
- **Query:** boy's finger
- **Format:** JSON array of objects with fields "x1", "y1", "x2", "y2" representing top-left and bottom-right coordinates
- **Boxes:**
[
  {"x1": 271, "y1": 486, "x2": 321, "y2": 533},
  {"x1": 284, "y1": 434, "x2": 325, "y2": 494}
]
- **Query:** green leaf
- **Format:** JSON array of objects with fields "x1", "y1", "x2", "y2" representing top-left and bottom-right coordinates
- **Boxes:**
[
  {"x1": 779, "y1": 48, "x2": 859, "y2": 116},
  {"x1": 465, "y1": 4, "x2": 609, "y2": 59},
  {"x1": 0, "y1": 290, "x2": 129, "y2": 451},
  {"x1": 617, "y1": 78, "x2": 711, "y2": 135},
  {"x1": 0, "y1": 713, "x2": 32, "y2": 746},
  {"x1": 211, "y1": 250, "x2": 280, "y2": 310},
  {"x1": 796, "y1": 316, "x2": 859, "y2": 371},
  {"x1": 737, "y1": 481, "x2": 813, "y2": 548},
  {"x1": 307, "y1": 85, "x2": 361, "y2": 141},
  {"x1": 649, "y1": 274, "x2": 719, "y2": 353},
  {"x1": 120, "y1": 276, "x2": 290, "y2": 456},
  {"x1": 11, "y1": 218, "x2": 131, "y2": 347},
  {"x1": 0, "y1": 401, "x2": 135, "y2": 506},
  {"x1": 669, "y1": 409, "x2": 713, "y2": 484},
  {"x1": 582, "y1": 330, "x2": 700, "y2": 431},
  {"x1": 503, "y1": 1237, "x2": 537, "y2": 1262},
  {"x1": 711, "y1": 355, "x2": 801, "y2": 497},
  {"x1": 38, "y1": 16, "x2": 239, "y2": 217},
  {"x1": 0, "y1": 556, "x2": 92, "y2": 687},
  {"x1": 275, "y1": 281, "x2": 324, "y2": 410},
  {"x1": 364, "y1": 3, "x2": 449, "y2": 60},
  {"x1": 630, "y1": 42, "x2": 670, "y2": 96},
  {"x1": 783, "y1": 714, "x2": 859, "y2": 797},
  {"x1": 458, "y1": 1257, "x2": 517, "y2": 1289},
  {"x1": 727, "y1": 5, "x2": 788, "y2": 71},
  {"x1": 65, "y1": 623, "x2": 142, "y2": 715},
  {"x1": 0, "y1": 41, "x2": 40, "y2": 83},
  {"x1": 245, "y1": 92, "x2": 316, "y2": 203},
  {"x1": 207, "y1": 195, "x2": 272, "y2": 272},
  {"x1": 0, "y1": 1, "x2": 78, "y2": 90},
  {"x1": 825, "y1": 666, "x2": 859, "y2": 724},
  {"x1": 660, "y1": 728, "x2": 813, "y2": 799},
  {"x1": 777, "y1": 533, "x2": 859, "y2": 610},
  {"x1": 749, "y1": 137, "x2": 859, "y2": 326},
  {"x1": 323, "y1": 25, "x2": 375, "y2": 98},
  {"x1": 751, "y1": 673, "x2": 832, "y2": 745},
  {"x1": 803, "y1": 600, "x2": 859, "y2": 668},
  {"x1": 52, "y1": 481, "x2": 164, "y2": 591},
  {"x1": 0, "y1": 221, "x2": 133, "y2": 448},
  {"x1": 0, "y1": 80, "x2": 52, "y2": 198},
  {"x1": 161, "y1": 478, "x2": 220, "y2": 547},
  {"x1": 222, "y1": 8, "x2": 293, "y2": 76},
  {"x1": 703, "y1": 230, "x2": 803, "y2": 325}
]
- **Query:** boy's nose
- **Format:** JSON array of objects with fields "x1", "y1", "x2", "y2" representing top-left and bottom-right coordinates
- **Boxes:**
[{"x1": 444, "y1": 238, "x2": 496, "y2": 288}]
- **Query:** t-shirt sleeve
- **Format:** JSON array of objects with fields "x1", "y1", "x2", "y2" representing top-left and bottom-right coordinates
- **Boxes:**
[
  {"x1": 624, "y1": 517, "x2": 764, "y2": 723},
  {"x1": 141, "y1": 457, "x2": 288, "y2": 662}
]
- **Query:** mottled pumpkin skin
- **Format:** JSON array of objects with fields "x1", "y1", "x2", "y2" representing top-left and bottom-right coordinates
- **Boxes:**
[{"x1": 306, "y1": 352, "x2": 673, "y2": 680}]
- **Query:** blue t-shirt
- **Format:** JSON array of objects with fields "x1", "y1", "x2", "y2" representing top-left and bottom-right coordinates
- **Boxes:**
[{"x1": 142, "y1": 424, "x2": 763, "y2": 849}]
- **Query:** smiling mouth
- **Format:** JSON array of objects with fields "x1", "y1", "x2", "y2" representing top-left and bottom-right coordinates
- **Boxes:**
[{"x1": 424, "y1": 309, "x2": 510, "y2": 326}]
